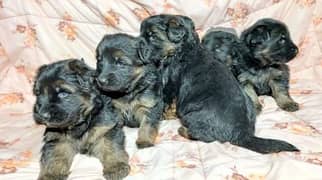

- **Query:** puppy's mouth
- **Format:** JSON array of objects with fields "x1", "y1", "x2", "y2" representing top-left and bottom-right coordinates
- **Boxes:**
[
  {"x1": 95, "y1": 78, "x2": 125, "y2": 92},
  {"x1": 98, "y1": 84, "x2": 127, "y2": 93},
  {"x1": 285, "y1": 51, "x2": 298, "y2": 61},
  {"x1": 96, "y1": 82, "x2": 129, "y2": 98}
]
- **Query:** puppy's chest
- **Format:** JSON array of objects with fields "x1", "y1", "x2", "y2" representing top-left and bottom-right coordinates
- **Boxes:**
[
  {"x1": 112, "y1": 95, "x2": 156, "y2": 124},
  {"x1": 245, "y1": 67, "x2": 284, "y2": 95}
]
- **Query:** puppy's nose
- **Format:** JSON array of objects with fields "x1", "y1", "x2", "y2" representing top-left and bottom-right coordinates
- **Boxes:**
[{"x1": 292, "y1": 47, "x2": 298, "y2": 54}]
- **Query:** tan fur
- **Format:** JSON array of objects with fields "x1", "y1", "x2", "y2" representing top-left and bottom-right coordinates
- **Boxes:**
[
  {"x1": 136, "y1": 116, "x2": 158, "y2": 148},
  {"x1": 178, "y1": 126, "x2": 190, "y2": 139},
  {"x1": 269, "y1": 80, "x2": 299, "y2": 111},
  {"x1": 163, "y1": 101, "x2": 177, "y2": 120},
  {"x1": 38, "y1": 138, "x2": 76, "y2": 180},
  {"x1": 81, "y1": 126, "x2": 115, "y2": 153},
  {"x1": 90, "y1": 137, "x2": 129, "y2": 180},
  {"x1": 243, "y1": 83, "x2": 262, "y2": 115},
  {"x1": 112, "y1": 96, "x2": 157, "y2": 123}
]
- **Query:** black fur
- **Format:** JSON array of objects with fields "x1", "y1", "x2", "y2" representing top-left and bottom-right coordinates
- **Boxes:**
[
  {"x1": 140, "y1": 14, "x2": 299, "y2": 154},
  {"x1": 201, "y1": 27, "x2": 252, "y2": 78}
]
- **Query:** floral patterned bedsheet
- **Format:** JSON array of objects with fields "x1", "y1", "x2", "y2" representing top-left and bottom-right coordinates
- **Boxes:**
[{"x1": 0, "y1": 0, "x2": 322, "y2": 179}]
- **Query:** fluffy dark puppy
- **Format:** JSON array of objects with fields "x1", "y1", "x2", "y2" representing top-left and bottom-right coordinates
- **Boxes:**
[
  {"x1": 239, "y1": 18, "x2": 299, "y2": 113},
  {"x1": 201, "y1": 28, "x2": 261, "y2": 113},
  {"x1": 33, "y1": 59, "x2": 129, "y2": 180},
  {"x1": 201, "y1": 27, "x2": 251, "y2": 78},
  {"x1": 140, "y1": 14, "x2": 299, "y2": 154},
  {"x1": 95, "y1": 34, "x2": 163, "y2": 148}
]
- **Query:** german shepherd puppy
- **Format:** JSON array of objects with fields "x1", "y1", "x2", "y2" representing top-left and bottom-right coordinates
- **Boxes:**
[
  {"x1": 33, "y1": 59, "x2": 129, "y2": 180},
  {"x1": 95, "y1": 34, "x2": 164, "y2": 148},
  {"x1": 240, "y1": 18, "x2": 299, "y2": 113}
]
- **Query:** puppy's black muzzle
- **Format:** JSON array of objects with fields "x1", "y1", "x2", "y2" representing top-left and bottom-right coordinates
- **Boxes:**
[
  {"x1": 96, "y1": 74, "x2": 118, "y2": 90},
  {"x1": 33, "y1": 104, "x2": 51, "y2": 124}
]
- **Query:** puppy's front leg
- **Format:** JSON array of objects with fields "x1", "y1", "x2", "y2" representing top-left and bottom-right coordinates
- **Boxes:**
[
  {"x1": 269, "y1": 80, "x2": 299, "y2": 112},
  {"x1": 81, "y1": 124, "x2": 118, "y2": 154},
  {"x1": 135, "y1": 101, "x2": 162, "y2": 148},
  {"x1": 90, "y1": 129, "x2": 130, "y2": 180},
  {"x1": 242, "y1": 83, "x2": 262, "y2": 115},
  {"x1": 163, "y1": 100, "x2": 177, "y2": 120},
  {"x1": 38, "y1": 140, "x2": 76, "y2": 180}
]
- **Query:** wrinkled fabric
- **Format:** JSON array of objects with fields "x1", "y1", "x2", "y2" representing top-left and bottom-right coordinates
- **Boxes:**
[{"x1": 0, "y1": 0, "x2": 322, "y2": 179}]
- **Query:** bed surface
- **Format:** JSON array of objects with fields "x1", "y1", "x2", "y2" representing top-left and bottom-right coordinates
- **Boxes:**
[{"x1": 1, "y1": 0, "x2": 322, "y2": 179}]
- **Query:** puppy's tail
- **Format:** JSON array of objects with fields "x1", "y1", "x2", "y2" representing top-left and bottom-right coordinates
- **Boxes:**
[{"x1": 233, "y1": 135, "x2": 299, "y2": 154}]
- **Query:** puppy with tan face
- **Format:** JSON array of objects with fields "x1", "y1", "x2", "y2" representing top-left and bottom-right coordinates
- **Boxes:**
[
  {"x1": 96, "y1": 34, "x2": 164, "y2": 148},
  {"x1": 240, "y1": 18, "x2": 299, "y2": 113},
  {"x1": 33, "y1": 59, "x2": 129, "y2": 180}
]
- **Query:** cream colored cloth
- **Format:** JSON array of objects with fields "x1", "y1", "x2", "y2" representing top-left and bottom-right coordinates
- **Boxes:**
[{"x1": 0, "y1": 0, "x2": 322, "y2": 179}]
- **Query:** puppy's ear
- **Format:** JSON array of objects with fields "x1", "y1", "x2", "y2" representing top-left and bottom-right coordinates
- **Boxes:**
[
  {"x1": 167, "y1": 18, "x2": 186, "y2": 42},
  {"x1": 137, "y1": 38, "x2": 152, "y2": 64},
  {"x1": 33, "y1": 64, "x2": 48, "y2": 95},
  {"x1": 68, "y1": 59, "x2": 91, "y2": 75},
  {"x1": 241, "y1": 25, "x2": 268, "y2": 46},
  {"x1": 177, "y1": 16, "x2": 199, "y2": 45}
]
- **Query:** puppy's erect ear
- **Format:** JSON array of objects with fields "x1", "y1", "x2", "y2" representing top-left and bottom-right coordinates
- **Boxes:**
[
  {"x1": 33, "y1": 64, "x2": 48, "y2": 95},
  {"x1": 167, "y1": 18, "x2": 186, "y2": 42},
  {"x1": 68, "y1": 59, "x2": 92, "y2": 75},
  {"x1": 137, "y1": 38, "x2": 152, "y2": 64}
]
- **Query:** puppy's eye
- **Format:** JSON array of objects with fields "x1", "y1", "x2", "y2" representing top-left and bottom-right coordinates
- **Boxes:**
[
  {"x1": 279, "y1": 35, "x2": 286, "y2": 44},
  {"x1": 278, "y1": 38, "x2": 285, "y2": 44},
  {"x1": 149, "y1": 35, "x2": 157, "y2": 41},
  {"x1": 250, "y1": 39, "x2": 257, "y2": 45},
  {"x1": 57, "y1": 91, "x2": 70, "y2": 98}
]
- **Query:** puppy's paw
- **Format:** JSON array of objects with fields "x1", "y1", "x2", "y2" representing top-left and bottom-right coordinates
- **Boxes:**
[
  {"x1": 178, "y1": 126, "x2": 190, "y2": 139},
  {"x1": 104, "y1": 163, "x2": 130, "y2": 180},
  {"x1": 135, "y1": 139, "x2": 154, "y2": 149},
  {"x1": 280, "y1": 101, "x2": 299, "y2": 112}
]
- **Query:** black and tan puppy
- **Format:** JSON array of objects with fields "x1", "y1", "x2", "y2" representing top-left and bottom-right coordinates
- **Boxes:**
[
  {"x1": 140, "y1": 14, "x2": 299, "y2": 154},
  {"x1": 95, "y1": 34, "x2": 163, "y2": 148},
  {"x1": 201, "y1": 28, "x2": 261, "y2": 112},
  {"x1": 33, "y1": 59, "x2": 129, "y2": 180},
  {"x1": 201, "y1": 27, "x2": 251, "y2": 78},
  {"x1": 240, "y1": 18, "x2": 299, "y2": 113}
]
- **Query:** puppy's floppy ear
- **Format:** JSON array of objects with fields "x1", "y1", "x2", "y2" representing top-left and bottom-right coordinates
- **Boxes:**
[
  {"x1": 137, "y1": 37, "x2": 152, "y2": 64},
  {"x1": 167, "y1": 18, "x2": 186, "y2": 42},
  {"x1": 241, "y1": 25, "x2": 268, "y2": 46},
  {"x1": 177, "y1": 16, "x2": 199, "y2": 45}
]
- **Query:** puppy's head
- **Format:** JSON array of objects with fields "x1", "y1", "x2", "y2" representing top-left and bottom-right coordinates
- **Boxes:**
[
  {"x1": 202, "y1": 28, "x2": 242, "y2": 65},
  {"x1": 95, "y1": 34, "x2": 150, "y2": 93},
  {"x1": 33, "y1": 59, "x2": 103, "y2": 128},
  {"x1": 241, "y1": 18, "x2": 298, "y2": 66},
  {"x1": 140, "y1": 14, "x2": 199, "y2": 65}
]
